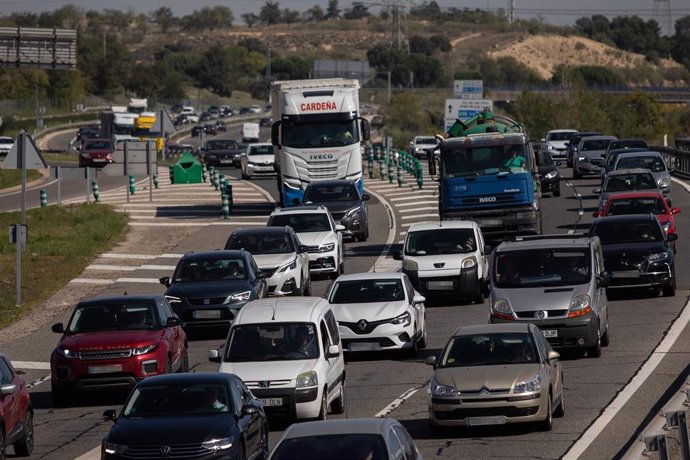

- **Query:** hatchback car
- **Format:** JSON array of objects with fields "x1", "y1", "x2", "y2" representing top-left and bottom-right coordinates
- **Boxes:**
[
  {"x1": 225, "y1": 227, "x2": 311, "y2": 296},
  {"x1": 536, "y1": 150, "x2": 560, "y2": 197},
  {"x1": 78, "y1": 138, "x2": 114, "y2": 167},
  {"x1": 269, "y1": 418, "x2": 421, "y2": 460},
  {"x1": 565, "y1": 131, "x2": 601, "y2": 167},
  {"x1": 540, "y1": 129, "x2": 577, "y2": 162},
  {"x1": 301, "y1": 179, "x2": 370, "y2": 242},
  {"x1": 595, "y1": 168, "x2": 660, "y2": 211},
  {"x1": 160, "y1": 250, "x2": 267, "y2": 333},
  {"x1": 240, "y1": 142, "x2": 275, "y2": 179},
  {"x1": 589, "y1": 214, "x2": 677, "y2": 296},
  {"x1": 613, "y1": 151, "x2": 671, "y2": 204},
  {"x1": 328, "y1": 272, "x2": 427, "y2": 355},
  {"x1": 409, "y1": 135, "x2": 440, "y2": 159},
  {"x1": 50, "y1": 295, "x2": 188, "y2": 406},
  {"x1": 0, "y1": 354, "x2": 34, "y2": 458},
  {"x1": 573, "y1": 135, "x2": 617, "y2": 179},
  {"x1": 594, "y1": 191, "x2": 681, "y2": 239},
  {"x1": 267, "y1": 206, "x2": 345, "y2": 278},
  {"x1": 600, "y1": 147, "x2": 649, "y2": 185},
  {"x1": 101, "y1": 372, "x2": 268, "y2": 460},
  {"x1": 426, "y1": 323, "x2": 564, "y2": 432}
]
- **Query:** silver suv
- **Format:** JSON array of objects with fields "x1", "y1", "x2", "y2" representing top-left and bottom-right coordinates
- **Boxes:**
[{"x1": 488, "y1": 234, "x2": 610, "y2": 358}]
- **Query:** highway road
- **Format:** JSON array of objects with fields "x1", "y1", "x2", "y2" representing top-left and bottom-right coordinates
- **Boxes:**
[{"x1": 1, "y1": 128, "x2": 689, "y2": 459}]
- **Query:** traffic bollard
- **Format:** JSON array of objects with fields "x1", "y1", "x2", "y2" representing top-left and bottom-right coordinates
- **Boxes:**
[
  {"x1": 397, "y1": 164, "x2": 403, "y2": 187},
  {"x1": 388, "y1": 156, "x2": 394, "y2": 184},
  {"x1": 128, "y1": 175, "x2": 136, "y2": 194},
  {"x1": 40, "y1": 189, "x2": 47, "y2": 207},
  {"x1": 153, "y1": 175, "x2": 159, "y2": 189},
  {"x1": 368, "y1": 149, "x2": 374, "y2": 179},
  {"x1": 225, "y1": 182, "x2": 233, "y2": 207},
  {"x1": 168, "y1": 165, "x2": 174, "y2": 184},
  {"x1": 212, "y1": 170, "x2": 219, "y2": 191},
  {"x1": 221, "y1": 194, "x2": 230, "y2": 219},
  {"x1": 379, "y1": 151, "x2": 386, "y2": 181},
  {"x1": 92, "y1": 180, "x2": 100, "y2": 202},
  {"x1": 219, "y1": 175, "x2": 227, "y2": 196},
  {"x1": 202, "y1": 163, "x2": 208, "y2": 182},
  {"x1": 417, "y1": 164, "x2": 424, "y2": 189}
]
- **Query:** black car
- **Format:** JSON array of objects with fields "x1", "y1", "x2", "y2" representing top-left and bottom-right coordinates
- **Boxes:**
[
  {"x1": 301, "y1": 179, "x2": 370, "y2": 241},
  {"x1": 101, "y1": 372, "x2": 268, "y2": 460},
  {"x1": 174, "y1": 114, "x2": 190, "y2": 126},
  {"x1": 200, "y1": 112, "x2": 212, "y2": 122},
  {"x1": 77, "y1": 125, "x2": 101, "y2": 143},
  {"x1": 216, "y1": 120, "x2": 227, "y2": 132},
  {"x1": 200, "y1": 138, "x2": 245, "y2": 167},
  {"x1": 536, "y1": 151, "x2": 561, "y2": 197},
  {"x1": 566, "y1": 131, "x2": 601, "y2": 167},
  {"x1": 191, "y1": 125, "x2": 205, "y2": 138},
  {"x1": 160, "y1": 250, "x2": 267, "y2": 333},
  {"x1": 589, "y1": 214, "x2": 677, "y2": 296},
  {"x1": 259, "y1": 117, "x2": 272, "y2": 127},
  {"x1": 204, "y1": 123, "x2": 218, "y2": 136}
]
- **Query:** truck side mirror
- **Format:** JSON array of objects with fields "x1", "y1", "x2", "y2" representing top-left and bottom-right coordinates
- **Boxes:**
[
  {"x1": 271, "y1": 121, "x2": 282, "y2": 147},
  {"x1": 428, "y1": 155, "x2": 437, "y2": 176},
  {"x1": 360, "y1": 118, "x2": 371, "y2": 141}
]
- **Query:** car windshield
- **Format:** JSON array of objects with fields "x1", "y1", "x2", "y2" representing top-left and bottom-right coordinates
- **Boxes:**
[
  {"x1": 271, "y1": 434, "x2": 388, "y2": 460},
  {"x1": 603, "y1": 173, "x2": 657, "y2": 192},
  {"x1": 590, "y1": 220, "x2": 664, "y2": 244},
  {"x1": 83, "y1": 141, "x2": 112, "y2": 150},
  {"x1": 441, "y1": 144, "x2": 529, "y2": 177},
  {"x1": 330, "y1": 279, "x2": 405, "y2": 304},
  {"x1": 269, "y1": 214, "x2": 331, "y2": 232},
  {"x1": 172, "y1": 258, "x2": 247, "y2": 282},
  {"x1": 405, "y1": 228, "x2": 476, "y2": 255},
  {"x1": 494, "y1": 248, "x2": 590, "y2": 288},
  {"x1": 123, "y1": 383, "x2": 231, "y2": 417},
  {"x1": 616, "y1": 156, "x2": 666, "y2": 172},
  {"x1": 607, "y1": 197, "x2": 667, "y2": 216},
  {"x1": 283, "y1": 119, "x2": 359, "y2": 148},
  {"x1": 304, "y1": 184, "x2": 359, "y2": 202},
  {"x1": 225, "y1": 323, "x2": 319, "y2": 361},
  {"x1": 581, "y1": 139, "x2": 613, "y2": 151},
  {"x1": 547, "y1": 132, "x2": 574, "y2": 141},
  {"x1": 248, "y1": 145, "x2": 273, "y2": 155},
  {"x1": 206, "y1": 140, "x2": 237, "y2": 150},
  {"x1": 439, "y1": 332, "x2": 538, "y2": 367},
  {"x1": 610, "y1": 140, "x2": 647, "y2": 150},
  {"x1": 67, "y1": 302, "x2": 159, "y2": 333},
  {"x1": 415, "y1": 137, "x2": 437, "y2": 145},
  {"x1": 226, "y1": 233, "x2": 293, "y2": 254}
]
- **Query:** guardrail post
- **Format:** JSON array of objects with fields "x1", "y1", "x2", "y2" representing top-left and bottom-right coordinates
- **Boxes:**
[
  {"x1": 91, "y1": 180, "x2": 100, "y2": 202},
  {"x1": 39, "y1": 189, "x2": 47, "y2": 208}
]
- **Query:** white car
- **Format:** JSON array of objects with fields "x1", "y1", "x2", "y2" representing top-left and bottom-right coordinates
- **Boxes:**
[
  {"x1": 267, "y1": 205, "x2": 344, "y2": 278},
  {"x1": 224, "y1": 226, "x2": 311, "y2": 296},
  {"x1": 408, "y1": 135, "x2": 439, "y2": 159},
  {"x1": 0, "y1": 136, "x2": 14, "y2": 156},
  {"x1": 394, "y1": 220, "x2": 489, "y2": 304},
  {"x1": 328, "y1": 272, "x2": 427, "y2": 355},
  {"x1": 240, "y1": 142, "x2": 275, "y2": 179},
  {"x1": 540, "y1": 129, "x2": 578, "y2": 162},
  {"x1": 209, "y1": 297, "x2": 346, "y2": 420}
]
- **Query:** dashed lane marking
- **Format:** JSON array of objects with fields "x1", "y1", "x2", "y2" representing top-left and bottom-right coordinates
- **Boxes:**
[
  {"x1": 12, "y1": 361, "x2": 51, "y2": 370},
  {"x1": 400, "y1": 213, "x2": 440, "y2": 220},
  {"x1": 100, "y1": 253, "x2": 183, "y2": 259},
  {"x1": 86, "y1": 264, "x2": 177, "y2": 271},
  {"x1": 397, "y1": 206, "x2": 439, "y2": 214},
  {"x1": 374, "y1": 382, "x2": 428, "y2": 418}
]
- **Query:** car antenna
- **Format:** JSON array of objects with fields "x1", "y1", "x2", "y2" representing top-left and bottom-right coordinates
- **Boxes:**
[{"x1": 271, "y1": 300, "x2": 278, "y2": 321}]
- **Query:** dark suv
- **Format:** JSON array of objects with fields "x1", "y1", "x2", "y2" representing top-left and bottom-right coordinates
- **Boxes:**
[
  {"x1": 160, "y1": 250, "x2": 267, "y2": 333},
  {"x1": 301, "y1": 179, "x2": 370, "y2": 241},
  {"x1": 50, "y1": 295, "x2": 188, "y2": 406}
]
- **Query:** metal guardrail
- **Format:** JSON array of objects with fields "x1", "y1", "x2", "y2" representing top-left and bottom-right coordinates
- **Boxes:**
[{"x1": 651, "y1": 138, "x2": 690, "y2": 181}]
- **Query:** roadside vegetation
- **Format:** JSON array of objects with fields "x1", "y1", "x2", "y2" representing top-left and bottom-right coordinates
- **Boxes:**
[
  {"x1": 0, "y1": 170, "x2": 42, "y2": 189},
  {"x1": 0, "y1": 204, "x2": 128, "y2": 329}
]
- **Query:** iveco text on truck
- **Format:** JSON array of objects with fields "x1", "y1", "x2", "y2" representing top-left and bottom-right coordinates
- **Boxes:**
[{"x1": 271, "y1": 78, "x2": 370, "y2": 206}]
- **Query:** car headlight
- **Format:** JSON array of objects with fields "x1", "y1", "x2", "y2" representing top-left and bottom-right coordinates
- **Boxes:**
[
  {"x1": 402, "y1": 259, "x2": 418, "y2": 271},
  {"x1": 391, "y1": 311, "x2": 411, "y2": 326},
  {"x1": 319, "y1": 243, "x2": 335, "y2": 253},
  {"x1": 461, "y1": 256, "x2": 477, "y2": 268},
  {"x1": 430, "y1": 377, "x2": 456, "y2": 397},
  {"x1": 279, "y1": 259, "x2": 298, "y2": 272},
  {"x1": 492, "y1": 298, "x2": 512, "y2": 315},
  {"x1": 103, "y1": 441, "x2": 129, "y2": 455},
  {"x1": 577, "y1": 156, "x2": 585, "y2": 162},
  {"x1": 514, "y1": 374, "x2": 541, "y2": 394},
  {"x1": 56, "y1": 347, "x2": 79, "y2": 359},
  {"x1": 201, "y1": 436, "x2": 234, "y2": 452},
  {"x1": 133, "y1": 343, "x2": 158, "y2": 356},
  {"x1": 568, "y1": 294, "x2": 592, "y2": 317},
  {"x1": 165, "y1": 295, "x2": 181, "y2": 305},
  {"x1": 544, "y1": 170, "x2": 558, "y2": 179},
  {"x1": 344, "y1": 207, "x2": 360, "y2": 219},
  {"x1": 647, "y1": 252, "x2": 668, "y2": 261},
  {"x1": 658, "y1": 177, "x2": 671, "y2": 188},
  {"x1": 545, "y1": 144, "x2": 554, "y2": 150},
  {"x1": 227, "y1": 291, "x2": 251, "y2": 302},
  {"x1": 296, "y1": 371, "x2": 318, "y2": 388},
  {"x1": 662, "y1": 222, "x2": 671, "y2": 233},
  {"x1": 247, "y1": 161, "x2": 257, "y2": 166}
]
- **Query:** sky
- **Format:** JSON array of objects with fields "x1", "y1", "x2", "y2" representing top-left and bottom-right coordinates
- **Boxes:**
[{"x1": 0, "y1": 0, "x2": 687, "y2": 33}]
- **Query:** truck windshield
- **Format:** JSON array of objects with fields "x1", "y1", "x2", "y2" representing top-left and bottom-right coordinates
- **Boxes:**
[
  {"x1": 283, "y1": 120, "x2": 359, "y2": 148},
  {"x1": 442, "y1": 144, "x2": 528, "y2": 177},
  {"x1": 405, "y1": 228, "x2": 476, "y2": 255},
  {"x1": 494, "y1": 248, "x2": 590, "y2": 288}
]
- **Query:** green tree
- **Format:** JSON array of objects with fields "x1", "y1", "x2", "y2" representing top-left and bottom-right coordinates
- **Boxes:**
[
  {"x1": 326, "y1": 0, "x2": 340, "y2": 19},
  {"x1": 151, "y1": 7, "x2": 176, "y2": 33},
  {"x1": 242, "y1": 13, "x2": 260, "y2": 28},
  {"x1": 47, "y1": 69, "x2": 86, "y2": 110},
  {"x1": 672, "y1": 15, "x2": 690, "y2": 68},
  {"x1": 271, "y1": 56, "x2": 311, "y2": 80},
  {"x1": 344, "y1": 2, "x2": 370, "y2": 20},
  {"x1": 259, "y1": 1, "x2": 282, "y2": 25},
  {"x1": 305, "y1": 5, "x2": 325, "y2": 22},
  {"x1": 382, "y1": 93, "x2": 434, "y2": 145},
  {"x1": 282, "y1": 9, "x2": 301, "y2": 25}
]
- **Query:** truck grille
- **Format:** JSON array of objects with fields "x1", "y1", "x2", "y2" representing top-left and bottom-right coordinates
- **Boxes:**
[{"x1": 79, "y1": 349, "x2": 132, "y2": 360}]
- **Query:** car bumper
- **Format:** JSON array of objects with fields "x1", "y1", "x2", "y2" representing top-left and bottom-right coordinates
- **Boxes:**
[
  {"x1": 339, "y1": 322, "x2": 416, "y2": 352},
  {"x1": 307, "y1": 252, "x2": 338, "y2": 273},
  {"x1": 607, "y1": 262, "x2": 673, "y2": 289},
  {"x1": 429, "y1": 390, "x2": 547, "y2": 427},
  {"x1": 174, "y1": 304, "x2": 245, "y2": 329},
  {"x1": 540, "y1": 177, "x2": 560, "y2": 192},
  {"x1": 249, "y1": 386, "x2": 322, "y2": 419},
  {"x1": 246, "y1": 164, "x2": 276, "y2": 177},
  {"x1": 51, "y1": 353, "x2": 166, "y2": 391},
  {"x1": 490, "y1": 310, "x2": 599, "y2": 349},
  {"x1": 264, "y1": 267, "x2": 302, "y2": 295},
  {"x1": 404, "y1": 266, "x2": 480, "y2": 297},
  {"x1": 575, "y1": 160, "x2": 602, "y2": 175}
]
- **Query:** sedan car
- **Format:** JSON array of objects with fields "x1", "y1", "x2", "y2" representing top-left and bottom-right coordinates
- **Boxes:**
[
  {"x1": 594, "y1": 168, "x2": 660, "y2": 211},
  {"x1": 301, "y1": 179, "x2": 370, "y2": 241},
  {"x1": 600, "y1": 147, "x2": 649, "y2": 185},
  {"x1": 160, "y1": 250, "x2": 267, "y2": 334},
  {"x1": 78, "y1": 138, "x2": 115, "y2": 167},
  {"x1": 589, "y1": 214, "x2": 677, "y2": 296},
  {"x1": 269, "y1": 418, "x2": 421, "y2": 460},
  {"x1": 50, "y1": 295, "x2": 188, "y2": 406},
  {"x1": 200, "y1": 138, "x2": 244, "y2": 167},
  {"x1": 540, "y1": 129, "x2": 577, "y2": 162},
  {"x1": 225, "y1": 227, "x2": 311, "y2": 296},
  {"x1": 565, "y1": 131, "x2": 601, "y2": 168},
  {"x1": 101, "y1": 372, "x2": 268, "y2": 460},
  {"x1": 613, "y1": 151, "x2": 671, "y2": 204},
  {"x1": 573, "y1": 135, "x2": 617, "y2": 179},
  {"x1": 328, "y1": 272, "x2": 427, "y2": 355},
  {"x1": 240, "y1": 143, "x2": 276, "y2": 179},
  {"x1": 0, "y1": 353, "x2": 34, "y2": 458},
  {"x1": 191, "y1": 125, "x2": 205, "y2": 137},
  {"x1": 427, "y1": 323, "x2": 564, "y2": 432},
  {"x1": 594, "y1": 191, "x2": 681, "y2": 239},
  {"x1": 536, "y1": 150, "x2": 560, "y2": 197}
]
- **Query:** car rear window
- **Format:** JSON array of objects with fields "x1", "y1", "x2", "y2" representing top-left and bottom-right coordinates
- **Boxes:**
[
  {"x1": 604, "y1": 173, "x2": 656, "y2": 192},
  {"x1": 616, "y1": 156, "x2": 666, "y2": 172}
]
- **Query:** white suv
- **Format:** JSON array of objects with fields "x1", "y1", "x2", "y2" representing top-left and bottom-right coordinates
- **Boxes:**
[
  {"x1": 209, "y1": 297, "x2": 346, "y2": 420},
  {"x1": 267, "y1": 205, "x2": 344, "y2": 279},
  {"x1": 408, "y1": 135, "x2": 439, "y2": 159}
]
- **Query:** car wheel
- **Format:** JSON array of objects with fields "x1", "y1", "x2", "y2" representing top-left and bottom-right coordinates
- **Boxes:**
[
  {"x1": 339, "y1": 258, "x2": 345, "y2": 275},
  {"x1": 317, "y1": 387, "x2": 328, "y2": 420},
  {"x1": 588, "y1": 329, "x2": 602, "y2": 358},
  {"x1": 418, "y1": 321, "x2": 428, "y2": 349},
  {"x1": 52, "y1": 385, "x2": 71, "y2": 408},
  {"x1": 331, "y1": 382, "x2": 346, "y2": 414},
  {"x1": 553, "y1": 184, "x2": 561, "y2": 197},
  {"x1": 0, "y1": 429, "x2": 5, "y2": 460},
  {"x1": 235, "y1": 441, "x2": 246, "y2": 460},
  {"x1": 601, "y1": 326, "x2": 610, "y2": 347},
  {"x1": 554, "y1": 387, "x2": 565, "y2": 418},
  {"x1": 663, "y1": 268, "x2": 676, "y2": 297},
  {"x1": 241, "y1": 170, "x2": 248, "y2": 179},
  {"x1": 572, "y1": 167, "x2": 581, "y2": 180},
  {"x1": 539, "y1": 393, "x2": 553, "y2": 431},
  {"x1": 407, "y1": 328, "x2": 419, "y2": 357},
  {"x1": 13, "y1": 410, "x2": 34, "y2": 456}
]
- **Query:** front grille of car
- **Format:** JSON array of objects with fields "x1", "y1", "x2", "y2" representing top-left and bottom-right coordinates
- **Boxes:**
[
  {"x1": 339, "y1": 318, "x2": 392, "y2": 335},
  {"x1": 261, "y1": 267, "x2": 279, "y2": 278},
  {"x1": 434, "y1": 406, "x2": 539, "y2": 420},
  {"x1": 187, "y1": 296, "x2": 227, "y2": 306},
  {"x1": 605, "y1": 256, "x2": 647, "y2": 271},
  {"x1": 515, "y1": 309, "x2": 568, "y2": 319},
  {"x1": 331, "y1": 211, "x2": 346, "y2": 220},
  {"x1": 79, "y1": 349, "x2": 132, "y2": 360},
  {"x1": 342, "y1": 337, "x2": 397, "y2": 347},
  {"x1": 120, "y1": 443, "x2": 210, "y2": 459},
  {"x1": 459, "y1": 387, "x2": 512, "y2": 396},
  {"x1": 245, "y1": 379, "x2": 292, "y2": 388}
]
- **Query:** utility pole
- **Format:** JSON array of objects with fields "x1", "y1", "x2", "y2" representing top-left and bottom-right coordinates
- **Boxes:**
[{"x1": 509, "y1": 0, "x2": 515, "y2": 24}]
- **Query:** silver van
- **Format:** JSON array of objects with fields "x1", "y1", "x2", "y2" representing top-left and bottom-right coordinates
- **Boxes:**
[{"x1": 488, "y1": 234, "x2": 610, "y2": 358}]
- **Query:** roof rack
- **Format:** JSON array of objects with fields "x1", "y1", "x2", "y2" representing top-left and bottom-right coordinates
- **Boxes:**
[{"x1": 505, "y1": 233, "x2": 590, "y2": 242}]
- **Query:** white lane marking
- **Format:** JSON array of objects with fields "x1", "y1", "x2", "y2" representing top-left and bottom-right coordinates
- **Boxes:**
[
  {"x1": 69, "y1": 279, "x2": 113, "y2": 285},
  {"x1": 86, "y1": 264, "x2": 137, "y2": 271},
  {"x1": 101, "y1": 253, "x2": 182, "y2": 259},
  {"x1": 374, "y1": 381, "x2": 428, "y2": 418},
  {"x1": 563, "y1": 296, "x2": 690, "y2": 459},
  {"x1": 400, "y1": 213, "x2": 440, "y2": 220},
  {"x1": 364, "y1": 187, "x2": 397, "y2": 273},
  {"x1": 397, "y1": 206, "x2": 438, "y2": 214},
  {"x1": 129, "y1": 222, "x2": 211, "y2": 227},
  {"x1": 115, "y1": 278, "x2": 162, "y2": 284},
  {"x1": 672, "y1": 176, "x2": 690, "y2": 193},
  {"x1": 399, "y1": 231, "x2": 407, "y2": 236},
  {"x1": 140, "y1": 265, "x2": 177, "y2": 270},
  {"x1": 75, "y1": 446, "x2": 100, "y2": 460},
  {"x1": 12, "y1": 361, "x2": 51, "y2": 370},
  {"x1": 389, "y1": 194, "x2": 437, "y2": 202},
  {"x1": 395, "y1": 201, "x2": 437, "y2": 208},
  {"x1": 118, "y1": 209, "x2": 221, "y2": 214}
]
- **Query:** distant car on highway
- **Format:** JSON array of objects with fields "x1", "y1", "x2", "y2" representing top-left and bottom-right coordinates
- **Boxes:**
[
  {"x1": 536, "y1": 150, "x2": 561, "y2": 197},
  {"x1": 190, "y1": 125, "x2": 205, "y2": 137},
  {"x1": 199, "y1": 138, "x2": 244, "y2": 167},
  {"x1": 595, "y1": 168, "x2": 660, "y2": 211},
  {"x1": 601, "y1": 147, "x2": 649, "y2": 185},
  {"x1": 301, "y1": 179, "x2": 370, "y2": 242},
  {"x1": 573, "y1": 135, "x2": 617, "y2": 179},
  {"x1": 0, "y1": 135, "x2": 13, "y2": 156},
  {"x1": 613, "y1": 151, "x2": 671, "y2": 204},
  {"x1": 78, "y1": 138, "x2": 114, "y2": 167},
  {"x1": 0, "y1": 353, "x2": 34, "y2": 457},
  {"x1": 76, "y1": 125, "x2": 101, "y2": 143},
  {"x1": 565, "y1": 131, "x2": 601, "y2": 168},
  {"x1": 203, "y1": 123, "x2": 218, "y2": 136},
  {"x1": 49, "y1": 294, "x2": 188, "y2": 406},
  {"x1": 259, "y1": 116, "x2": 273, "y2": 127},
  {"x1": 408, "y1": 135, "x2": 439, "y2": 159},
  {"x1": 540, "y1": 129, "x2": 578, "y2": 163},
  {"x1": 240, "y1": 142, "x2": 275, "y2": 179}
]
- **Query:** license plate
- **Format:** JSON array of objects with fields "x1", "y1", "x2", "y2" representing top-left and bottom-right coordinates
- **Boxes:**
[
  {"x1": 220, "y1": 159, "x2": 233, "y2": 164},
  {"x1": 478, "y1": 219, "x2": 501, "y2": 226},
  {"x1": 194, "y1": 310, "x2": 221, "y2": 319},
  {"x1": 542, "y1": 330, "x2": 558, "y2": 338},
  {"x1": 92, "y1": 158, "x2": 106, "y2": 162},
  {"x1": 349, "y1": 342, "x2": 380, "y2": 352},
  {"x1": 466, "y1": 416, "x2": 506, "y2": 426},
  {"x1": 427, "y1": 281, "x2": 454, "y2": 290},
  {"x1": 612, "y1": 271, "x2": 640, "y2": 279},
  {"x1": 88, "y1": 365, "x2": 122, "y2": 374},
  {"x1": 259, "y1": 398, "x2": 284, "y2": 407}
]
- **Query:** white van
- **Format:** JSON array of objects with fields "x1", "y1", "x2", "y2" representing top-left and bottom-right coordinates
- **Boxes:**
[{"x1": 209, "y1": 297, "x2": 345, "y2": 420}]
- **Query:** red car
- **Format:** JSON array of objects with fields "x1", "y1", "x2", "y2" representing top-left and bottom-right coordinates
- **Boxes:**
[
  {"x1": 0, "y1": 353, "x2": 34, "y2": 457},
  {"x1": 78, "y1": 138, "x2": 114, "y2": 167},
  {"x1": 594, "y1": 191, "x2": 681, "y2": 237},
  {"x1": 50, "y1": 295, "x2": 188, "y2": 407}
]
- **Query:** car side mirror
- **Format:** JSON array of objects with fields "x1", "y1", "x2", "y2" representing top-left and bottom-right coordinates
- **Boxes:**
[
  {"x1": 51, "y1": 323, "x2": 64, "y2": 333},
  {"x1": 242, "y1": 404, "x2": 259, "y2": 415},
  {"x1": 671, "y1": 208, "x2": 681, "y2": 215},
  {"x1": 0, "y1": 383, "x2": 17, "y2": 396},
  {"x1": 547, "y1": 350, "x2": 560, "y2": 362},
  {"x1": 102, "y1": 409, "x2": 117, "y2": 423},
  {"x1": 597, "y1": 273, "x2": 611, "y2": 288},
  {"x1": 392, "y1": 250, "x2": 402, "y2": 260},
  {"x1": 208, "y1": 349, "x2": 221, "y2": 363},
  {"x1": 335, "y1": 224, "x2": 346, "y2": 232},
  {"x1": 539, "y1": 138, "x2": 545, "y2": 143},
  {"x1": 483, "y1": 245, "x2": 492, "y2": 255},
  {"x1": 362, "y1": 193, "x2": 371, "y2": 201},
  {"x1": 299, "y1": 245, "x2": 309, "y2": 253},
  {"x1": 424, "y1": 355, "x2": 437, "y2": 367},
  {"x1": 326, "y1": 344, "x2": 341, "y2": 358},
  {"x1": 165, "y1": 317, "x2": 181, "y2": 327},
  {"x1": 412, "y1": 294, "x2": 425, "y2": 305},
  {"x1": 159, "y1": 276, "x2": 170, "y2": 287},
  {"x1": 592, "y1": 188, "x2": 601, "y2": 195},
  {"x1": 667, "y1": 233, "x2": 679, "y2": 242}
]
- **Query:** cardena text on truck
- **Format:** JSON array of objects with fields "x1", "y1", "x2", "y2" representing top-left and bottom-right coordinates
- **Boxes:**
[
  {"x1": 431, "y1": 112, "x2": 542, "y2": 239},
  {"x1": 270, "y1": 78, "x2": 370, "y2": 206}
]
